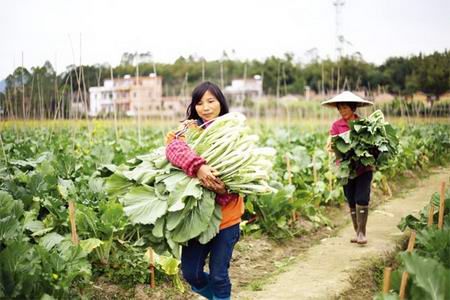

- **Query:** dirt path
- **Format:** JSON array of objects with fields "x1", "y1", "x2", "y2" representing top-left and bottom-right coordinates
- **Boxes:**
[{"x1": 237, "y1": 166, "x2": 450, "y2": 300}]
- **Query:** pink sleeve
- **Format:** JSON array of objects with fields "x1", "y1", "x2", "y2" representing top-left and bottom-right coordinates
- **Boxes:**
[
  {"x1": 329, "y1": 122, "x2": 338, "y2": 136},
  {"x1": 166, "y1": 139, "x2": 206, "y2": 177},
  {"x1": 216, "y1": 193, "x2": 239, "y2": 207}
]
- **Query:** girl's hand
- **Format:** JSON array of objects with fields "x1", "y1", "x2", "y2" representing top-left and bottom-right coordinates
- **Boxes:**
[{"x1": 197, "y1": 165, "x2": 226, "y2": 194}]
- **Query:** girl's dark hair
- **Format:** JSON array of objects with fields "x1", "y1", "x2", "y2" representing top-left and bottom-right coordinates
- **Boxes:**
[
  {"x1": 337, "y1": 102, "x2": 358, "y2": 112},
  {"x1": 186, "y1": 81, "x2": 229, "y2": 120}
]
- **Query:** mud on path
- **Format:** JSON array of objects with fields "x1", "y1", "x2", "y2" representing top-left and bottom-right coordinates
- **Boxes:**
[{"x1": 234, "y1": 166, "x2": 450, "y2": 300}]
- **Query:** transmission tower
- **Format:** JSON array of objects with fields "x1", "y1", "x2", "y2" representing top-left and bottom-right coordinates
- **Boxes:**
[{"x1": 333, "y1": 0, "x2": 345, "y2": 60}]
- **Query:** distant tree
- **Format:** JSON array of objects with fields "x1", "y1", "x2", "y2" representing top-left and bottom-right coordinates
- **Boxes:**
[
  {"x1": 379, "y1": 57, "x2": 414, "y2": 96},
  {"x1": 414, "y1": 51, "x2": 450, "y2": 101}
]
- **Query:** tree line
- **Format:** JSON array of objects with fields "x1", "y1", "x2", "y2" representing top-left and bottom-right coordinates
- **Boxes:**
[{"x1": 0, "y1": 50, "x2": 448, "y2": 119}]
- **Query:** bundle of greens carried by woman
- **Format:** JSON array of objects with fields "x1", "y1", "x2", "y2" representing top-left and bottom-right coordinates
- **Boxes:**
[
  {"x1": 331, "y1": 109, "x2": 399, "y2": 184},
  {"x1": 102, "y1": 92, "x2": 275, "y2": 259}
]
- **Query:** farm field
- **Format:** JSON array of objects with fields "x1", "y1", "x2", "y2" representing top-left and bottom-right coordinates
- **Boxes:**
[
  {"x1": 0, "y1": 117, "x2": 449, "y2": 299},
  {"x1": 1, "y1": 1, "x2": 449, "y2": 299}
]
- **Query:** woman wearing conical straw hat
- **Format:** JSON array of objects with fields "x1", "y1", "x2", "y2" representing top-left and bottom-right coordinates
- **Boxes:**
[{"x1": 322, "y1": 91, "x2": 374, "y2": 244}]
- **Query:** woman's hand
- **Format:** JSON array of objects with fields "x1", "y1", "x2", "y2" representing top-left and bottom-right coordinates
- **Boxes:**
[
  {"x1": 180, "y1": 119, "x2": 198, "y2": 129},
  {"x1": 203, "y1": 177, "x2": 227, "y2": 195},
  {"x1": 326, "y1": 136, "x2": 333, "y2": 153},
  {"x1": 197, "y1": 165, "x2": 227, "y2": 195}
]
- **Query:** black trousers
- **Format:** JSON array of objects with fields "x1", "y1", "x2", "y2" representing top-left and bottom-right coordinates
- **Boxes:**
[{"x1": 343, "y1": 171, "x2": 373, "y2": 208}]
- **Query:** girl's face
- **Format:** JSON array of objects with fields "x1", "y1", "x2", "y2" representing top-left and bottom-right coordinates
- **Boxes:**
[
  {"x1": 337, "y1": 103, "x2": 355, "y2": 121},
  {"x1": 195, "y1": 90, "x2": 221, "y2": 121}
]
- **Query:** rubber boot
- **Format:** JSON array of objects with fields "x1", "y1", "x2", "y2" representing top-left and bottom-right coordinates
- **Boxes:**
[
  {"x1": 192, "y1": 283, "x2": 213, "y2": 300},
  {"x1": 350, "y1": 207, "x2": 358, "y2": 243},
  {"x1": 356, "y1": 205, "x2": 369, "y2": 245}
]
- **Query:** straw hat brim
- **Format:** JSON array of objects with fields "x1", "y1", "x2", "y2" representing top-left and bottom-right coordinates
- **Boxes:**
[{"x1": 321, "y1": 91, "x2": 373, "y2": 108}]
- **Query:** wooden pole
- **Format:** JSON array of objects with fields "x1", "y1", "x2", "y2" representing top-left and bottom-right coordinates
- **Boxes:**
[
  {"x1": 382, "y1": 267, "x2": 392, "y2": 294},
  {"x1": 148, "y1": 247, "x2": 155, "y2": 288},
  {"x1": 68, "y1": 201, "x2": 79, "y2": 245},
  {"x1": 399, "y1": 231, "x2": 416, "y2": 299},
  {"x1": 438, "y1": 182, "x2": 446, "y2": 229}
]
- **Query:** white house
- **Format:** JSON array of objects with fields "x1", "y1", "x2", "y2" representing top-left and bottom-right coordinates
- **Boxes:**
[
  {"x1": 88, "y1": 74, "x2": 163, "y2": 117},
  {"x1": 223, "y1": 75, "x2": 263, "y2": 106}
]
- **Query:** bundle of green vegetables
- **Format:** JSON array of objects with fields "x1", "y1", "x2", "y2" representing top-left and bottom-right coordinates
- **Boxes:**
[
  {"x1": 103, "y1": 112, "x2": 275, "y2": 257},
  {"x1": 331, "y1": 110, "x2": 399, "y2": 184}
]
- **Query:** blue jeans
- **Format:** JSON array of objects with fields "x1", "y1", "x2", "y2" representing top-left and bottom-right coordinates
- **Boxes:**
[{"x1": 181, "y1": 223, "x2": 240, "y2": 299}]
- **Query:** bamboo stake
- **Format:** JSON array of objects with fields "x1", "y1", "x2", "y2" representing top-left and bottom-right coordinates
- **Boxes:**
[
  {"x1": 110, "y1": 66, "x2": 119, "y2": 142},
  {"x1": 0, "y1": 133, "x2": 8, "y2": 165},
  {"x1": 399, "y1": 231, "x2": 416, "y2": 299},
  {"x1": 383, "y1": 267, "x2": 392, "y2": 294},
  {"x1": 336, "y1": 66, "x2": 340, "y2": 94},
  {"x1": 276, "y1": 62, "x2": 280, "y2": 100},
  {"x1": 286, "y1": 155, "x2": 296, "y2": 222},
  {"x1": 383, "y1": 177, "x2": 392, "y2": 197},
  {"x1": 321, "y1": 63, "x2": 325, "y2": 97},
  {"x1": 220, "y1": 61, "x2": 224, "y2": 90},
  {"x1": 28, "y1": 72, "x2": 35, "y2": 120},
  {"x1": 312, "y1": 154, "x2": 317, "y2": 183},
  {"x1": 53, "y1": 74, "x2": 70, "y2": 120},
  {"x1": 427, "y1": 199, "x2": 434, "y2": 226},
  {"x1": 202, "y1": 59, "x2": 205, "y2": 82},
  {"x1": 21, "y1": 52, "x2": 25, "y2": 120},
  {"x1": 68, "y1": 201, "x2": 79, "y2": 245},
  {"x1": 438, "y1": 182, "x2": 446, "y2": 229},
  {"x1": 136, "y1": 61, "x2": 142, "y2": 145},
  {"x1": 148, "y1": 247, "x2": 155, "y2": 288},
  {"x1": 328, "y1": 152, "x2": 333, "y2": 192},
  {"x1": 330, "y1": 67, "x2": 334, "y2": 94}
]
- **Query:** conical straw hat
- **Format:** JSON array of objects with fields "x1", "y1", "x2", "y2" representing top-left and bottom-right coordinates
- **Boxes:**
[{"x1": 321, "y1": 91, "x2": 373, "y2": 108}]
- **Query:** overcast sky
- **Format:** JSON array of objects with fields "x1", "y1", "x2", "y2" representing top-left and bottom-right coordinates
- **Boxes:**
[{"x1": 1, "y1": 0, "x2": 449, "y2": 79}]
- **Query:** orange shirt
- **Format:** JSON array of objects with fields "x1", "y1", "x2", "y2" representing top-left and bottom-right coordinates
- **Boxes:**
[{"x1": 220, "y1": 196, "x2": 245, "y2": 230}]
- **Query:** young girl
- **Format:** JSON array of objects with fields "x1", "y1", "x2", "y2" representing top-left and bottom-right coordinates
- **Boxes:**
[
  {"x1": 323, "y1": 91, "x2": 374, "y2": 244},
  {"x1": 165, "y1": 81, "x2": 244, "y2": 300}
]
